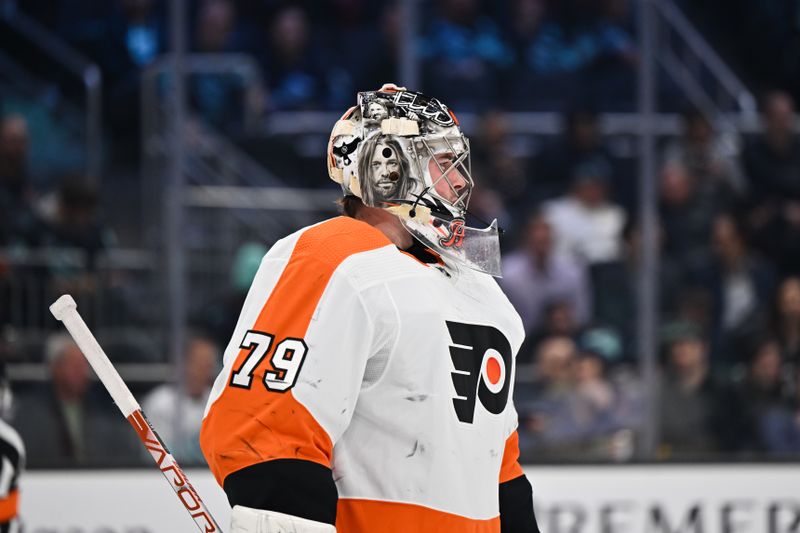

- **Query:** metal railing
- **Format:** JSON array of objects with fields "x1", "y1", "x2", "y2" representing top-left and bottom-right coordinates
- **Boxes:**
[
  {"x1": 141, "y1": 53, "x2": 265, "y2": 143},
  {"x1": 0, "y1": 6, "x2": 102, "y2": 180},
  {"x1": 140, "y1": 53, "x2": 274, "y2": 240},
  {"x1": 655, "y1": 0, "x2": 757, "y2": 120},
  {"x1": 1, "y1": 247, "x2": 166, "y2": 369}
]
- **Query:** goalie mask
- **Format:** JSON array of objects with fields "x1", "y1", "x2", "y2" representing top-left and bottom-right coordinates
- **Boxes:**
[{"x1": 327, "y1": 84, "x2": 501, "y2": 277}]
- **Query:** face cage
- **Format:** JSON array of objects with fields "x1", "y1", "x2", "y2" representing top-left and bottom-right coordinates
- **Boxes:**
[{"x1": 408, "y1": 134, "x2": 473, "y2": 218}]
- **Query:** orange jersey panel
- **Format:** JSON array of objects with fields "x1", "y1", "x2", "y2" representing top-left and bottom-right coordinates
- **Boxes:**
[
  {"x1": 336, "y1": 499, "x2": 500, "y2": 533},
  {"x1": 200, "y1": 217, "x2": 391, "y2": 485},
  {"x1": 0, "y1": 489, "x2": 19, "y2": 523},
  {"x1": 499, "y1": 431, "x2": 524, "y2": 484}
]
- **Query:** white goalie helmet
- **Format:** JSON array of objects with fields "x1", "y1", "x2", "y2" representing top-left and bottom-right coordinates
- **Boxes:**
[{"x1": 327, "y1": 83, "x2": 502, "y2": 276}]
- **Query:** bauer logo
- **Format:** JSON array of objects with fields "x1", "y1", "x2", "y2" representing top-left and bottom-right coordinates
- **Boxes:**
[{"x1": 446, "y1": 321, "x2": 512, "y2": 424}]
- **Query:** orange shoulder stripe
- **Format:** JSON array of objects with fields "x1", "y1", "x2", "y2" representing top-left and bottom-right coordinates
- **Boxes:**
[
  {"x1": 201, "y1": 217, "x2": 391, "y2": 485},
  {"x1": 337, "y1": 499, "x2": 499, "y2": 533},
  {"x1": 499, "y1": 431, "x2": 524, "y2": 484}
]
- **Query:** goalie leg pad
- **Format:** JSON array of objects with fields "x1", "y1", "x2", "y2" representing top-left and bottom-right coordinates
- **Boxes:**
[{"x1": 231, "y1": 506, "x2": 337, "y2": 533}]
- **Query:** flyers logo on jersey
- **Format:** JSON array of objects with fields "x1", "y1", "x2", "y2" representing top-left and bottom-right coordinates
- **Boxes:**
[{"x1": 446, "y1": 321, "x2": 512, "y2": 424}]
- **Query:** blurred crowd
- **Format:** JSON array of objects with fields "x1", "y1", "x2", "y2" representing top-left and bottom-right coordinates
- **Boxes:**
[
  {"x1": 2, "y1": 0, "x2": 800, "y2": 468},
  {"x1": 9, "y1": 0, "x2": 637, "y2": 144},
  {"x1": 497, "y1": 90, "x2": 800, "y2": 461},
  {"x1": 10, "y1": 332, "x2": 220, "y2": 467}
]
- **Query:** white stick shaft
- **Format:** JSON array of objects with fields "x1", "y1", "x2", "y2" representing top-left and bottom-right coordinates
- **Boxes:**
[
  {"x1": 49, "y1": 295, "x2": 222, "y2": 533},
  {"x1": 49, "y1": 295, "x2": 139, "y2": 416}
]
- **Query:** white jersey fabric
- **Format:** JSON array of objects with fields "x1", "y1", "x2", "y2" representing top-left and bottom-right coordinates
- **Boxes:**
[{"x1": 201, "y1": 216, "x2": 526, "y2": 532}]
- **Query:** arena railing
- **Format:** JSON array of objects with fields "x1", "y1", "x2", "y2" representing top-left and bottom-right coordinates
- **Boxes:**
[
  {"x1": 1, "y1": 247, "x2": 165, "y2": 367},
  {"x1": 655, "y1": 0, "x2": 757, "y2": 120}
]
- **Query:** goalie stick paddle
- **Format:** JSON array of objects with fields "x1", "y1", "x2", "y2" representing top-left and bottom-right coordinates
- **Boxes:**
[{"x1": 50, "y1": 295, "x2": 221, "y2": 533}]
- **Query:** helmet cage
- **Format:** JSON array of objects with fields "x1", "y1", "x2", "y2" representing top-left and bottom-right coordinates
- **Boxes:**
[{"x1": 408, "y1": 134, "x2": 473, "y2": 219}]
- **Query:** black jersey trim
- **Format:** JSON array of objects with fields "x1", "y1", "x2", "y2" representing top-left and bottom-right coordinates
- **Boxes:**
[
  {"x1": 0, "y1": 439, "x2": 21, "y2": 493},
  {"x1": 223, "y1": 459, "x2": 337, "y2": 525},
  {"x1": 499, "y1": 474, "x2": 541, "y2": 533},
  {"x1": 400, "y1": 239, "x2": 442, "y2": 264}
]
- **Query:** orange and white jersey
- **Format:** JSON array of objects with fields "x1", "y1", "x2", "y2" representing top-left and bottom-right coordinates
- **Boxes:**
[{"x1": 200, "y1": 216, "x2": 527, "y2": 533}]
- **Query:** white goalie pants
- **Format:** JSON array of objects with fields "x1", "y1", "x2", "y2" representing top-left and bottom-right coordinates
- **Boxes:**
[{"x1": 230, "y1": 506, "x2": 337, "y2": 533}]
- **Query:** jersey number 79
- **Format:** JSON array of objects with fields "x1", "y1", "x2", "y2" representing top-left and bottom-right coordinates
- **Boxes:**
[{"x1": 229, "y1": 330, "x2": 309, "y2": 393}]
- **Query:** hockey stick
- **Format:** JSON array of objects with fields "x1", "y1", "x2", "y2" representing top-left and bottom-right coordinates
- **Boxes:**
[{"x1": 50, "y1": 295, "x2": 221, "y2": 533}]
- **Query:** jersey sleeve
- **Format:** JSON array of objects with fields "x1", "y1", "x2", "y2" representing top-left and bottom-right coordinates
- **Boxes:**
[
  {"x1": 499, "y1": 394, "x2": 540, "y2": 532},
  {"x1": 200, "y1": 218, "x2": 391, "y2": 523},
  {"x1": 499, "y1": 430, "x2": 525, "y2": 484}
]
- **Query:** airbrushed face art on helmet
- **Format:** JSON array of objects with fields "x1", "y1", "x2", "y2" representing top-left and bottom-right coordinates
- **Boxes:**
[
  {"x1": 366, "y1": 100, "x2": 389, "y2": 122},
  {"x1": 327, "y1": 85, "x2": 502, "y2": 277},
  {"x1": 357, "y1": 136, "x2": 417, "y2": 206}
]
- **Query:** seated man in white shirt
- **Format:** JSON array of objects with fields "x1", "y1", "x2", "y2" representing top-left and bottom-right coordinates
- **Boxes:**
[
  {"x1": 142, "y1": 334, "x2": 220, "y2": 464},
  {"x1": 544, "y1": 159, "x2": 627, "y2": 265}
]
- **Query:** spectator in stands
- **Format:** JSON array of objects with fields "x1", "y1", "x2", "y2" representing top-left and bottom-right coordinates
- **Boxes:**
[
  {"x1": 590, "y1": 219, "x2": 684, "y2": 346},
  {"x1": 657, "y1": 321, "x2": 725, "y2": 458},
  {"x1": 36, "y1": 179, "x2": 116, "y2": 327},
  {"x1": 659, "y1": 161, "x2": 718, "y2": 273},
  {"x1": 720, "y1": 338, "x2": 789, "y2": 452},
  {"x1": 0, "y1": 114, "x2": 47, "y2": 330},
  {"x1": 663, "y1": 109, "x2": 745, "y2": 206},
  {"x1": 701, "y1": 214, "x2": 776, "y2": 366},
  {"x1": 419, "y1": 0, "x2": 514, "y2": 111},
  {"x1": 772, "y1": 276, "x2": 800, "y2": 367},
  {"x1": 190, "y1": 0, "x2": 255, "y2": 130},
  {"x1": 471, "y1": 111, "x2": 527, "y2": 207},
  {"x1": 759, "y1": 365, "x2": 800, "y2": 454},
  {"x1": 672, "y1": 287, "x2": 715, "y2": 340},
  {"x1": 41, "y1": 179, "x2": 115, "y2": 272},
  {"x1": 0, "y1": 114, "x2": 43, "y2": 248},
  {"x1": 503, "y1": 0, "x2": 549, "y2": 109},
  {"x1": 743, "y1": 91, "x2": 800, "y2": 275},
  {"x1": 516, "y1": 333, "x2": 624, "y2": 460},
  {"x1": 353, "y1": 1, "x2": 402, "y2": 91},
  {"x1": 101, "y1": 0, "x2": 166, "y2": 145},
  {"x1": 515, "y1": 335, "x2": 577, "y2": 459},
  {"x1": 522, "y1": 300, "x2": 581, "y2": 364},
  {"x1": 200, "y1": 241, "x2": 268, "y2": 348},
  {"x1": 573, "y1": 333, "x2": 616, "y2": 428},
  {"x1": 103, "y1": 0, "x2": 164, "y2": 73},
  {"x1": 508, "y1": 0, "x2": 546, "y2": 55},
  {"x1": 543, "y1": 158, "x2": 627, "y2": 264},
  {"x1": 500, "y1": 211, "x2": 591, "y2": 337},
  {"x1": 532, "y1": 110, "x2": 622, "y2": 203},
  {"x1": 743, "y1": 91, "x2": 800, "y2": 207},
  {"x1": 583, "y1": 324, "x2": 645, "y2": 454},
  {"x1": 520, "y1": 0, "x2": 636, "y2": 109},
  {"x1": 142, "y1": 334, "x2": 220, "y2": 464},
  {"x1": 259, "y1": 5, "x2": 350, "y2": 111},
  {"x1": 13, "y1": 334, "x2": 140, "y2": 467},
  {"x1": 573, "y1": 326, "x2": 639, "y2": 460}
]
